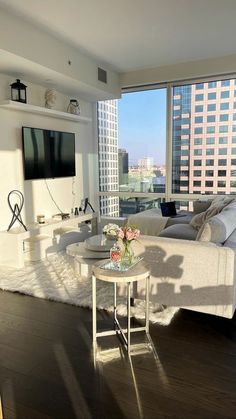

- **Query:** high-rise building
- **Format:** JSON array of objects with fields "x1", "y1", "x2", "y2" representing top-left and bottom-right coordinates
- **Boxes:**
[
  {"x1": 97, "y1": 100, "x2": 119, "y2": 216},
  {"x1": 138, "y1": 157, "x2": 154, "y2": 170},
  {"x1": 118, "y1": 148, "x2": 128, "y2": 186},
  {"x1": 173, "y1": 79, "x2": 236, "y2": 196}
]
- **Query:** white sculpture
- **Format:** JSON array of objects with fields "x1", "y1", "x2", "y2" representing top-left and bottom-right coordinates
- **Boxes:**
[{"x1": 45, "y1": 88, "x2": 57, "y2": 109}]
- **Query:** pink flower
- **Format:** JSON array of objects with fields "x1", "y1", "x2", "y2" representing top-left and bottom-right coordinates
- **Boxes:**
[
  {"x1": 125, "y1": 227, "x2": 136, "y2": 241},
  {"x1": 117, "y1": 227, "x2": 125, "y2": 239},
  {"x1": 133, "y1": 229, "x2": 140, "y2": 239}
]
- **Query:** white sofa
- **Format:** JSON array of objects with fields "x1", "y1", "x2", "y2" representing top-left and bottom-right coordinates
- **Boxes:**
[{"x1": 125, "y1": 199, "x2": 236, "y2": 319}]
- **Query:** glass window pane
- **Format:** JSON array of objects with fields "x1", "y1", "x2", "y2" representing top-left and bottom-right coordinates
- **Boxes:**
[
  {"x1": 207, "y1": 104, "x2": 216, "y2": 111},
  {"x1": 171, "y1": 78, "x2": 236, "y2": 195},
  {"x1": 218, "y1": 148, "x2": 227, "y2": 155},
  {"x1": 208, "y1": 81, "x2": 217, "y2": 88},
  {"x1": 220, "y1": 114, "x2": 229, "y2": 122},
  {"x1": 195, "y1": 94, "x2": 204, "y2": 101},
  {"x1": 207, "y1": 126, "x2": 215, "y2": 134},
  {"x1": 208, "y1": 92, "x2": 216, "y2": 100},
  {"x1": 219, "y1": 137, "x2": 228, "y2": 144},
  {"x1": 194, "y1": 138, "x2": 202, "y2": 145},
  {"x1": 98, "y1": 89, "x2": 166, "y2": 215},
  {"x1": 218, "y1": 170, "x2": 226, "y2": 176},
  {"x1": 206, "y1": 149, "x2": 214, "y2": 155},
  {"x1": 206, "y1": 137, "x2": 215, "y2": 145},
  {"x1": 221, "y1": 91, "x2": 230, "y2": 99},
  {"x1": 195, "y1": 116, "x2": 203, "y2": 123},
  {"x1": 196, "y1": 83, "x2": 204, "y2": 89},
  {"x1": 194, "y1": 149, "x2": 202, "y2": 156},
  {"x1": 195, "y1": 105, "x2": 203, "y2": 112},
  {"x1": 220, "y1": 102, "x2": 229, "y2": 110},
  {"x1": 205, "y1": 170, "x2": 214, "y2": 176},
  {"x1": 221, "y1": 80, "x2": 230, "y2": 87},
  {"x1": 207, "y1": 115, "x2": 215, "y2": 123}
]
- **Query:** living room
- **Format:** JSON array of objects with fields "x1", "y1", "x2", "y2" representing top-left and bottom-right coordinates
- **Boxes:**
[{"x1": 0, "y1": 1, "x2": 236, "y2": 418}]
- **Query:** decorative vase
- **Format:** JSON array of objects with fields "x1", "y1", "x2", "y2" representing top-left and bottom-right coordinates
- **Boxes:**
[
  {"x1": 121, "y1": 241, "x2": 134, "y2": 266},
  {"x1": 67, "y1": 99, "x2": 80, "y2": 115}
]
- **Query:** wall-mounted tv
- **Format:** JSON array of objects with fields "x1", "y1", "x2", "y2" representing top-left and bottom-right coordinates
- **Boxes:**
[{"x1": 22, "y1": 127, "x2": 76, "y2": 180}]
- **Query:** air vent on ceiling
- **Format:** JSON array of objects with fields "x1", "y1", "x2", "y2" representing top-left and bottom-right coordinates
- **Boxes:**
[{"x1": 98, "y1": 67, "x2": 107, "y2": 84}]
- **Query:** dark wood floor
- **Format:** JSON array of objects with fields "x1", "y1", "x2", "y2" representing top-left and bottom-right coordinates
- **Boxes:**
[{"x1": 0, "y1": 290, "x2": 236, "y2": 419}]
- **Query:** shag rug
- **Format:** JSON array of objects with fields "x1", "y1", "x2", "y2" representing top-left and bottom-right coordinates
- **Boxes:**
[{"x1": 0, "y1": 252, "x2": 178, "y2": 326}]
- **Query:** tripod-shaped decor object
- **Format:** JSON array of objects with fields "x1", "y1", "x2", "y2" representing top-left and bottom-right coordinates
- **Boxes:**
[{"x1": 7, "y1": 190, "x2": 27, "y2": 231}]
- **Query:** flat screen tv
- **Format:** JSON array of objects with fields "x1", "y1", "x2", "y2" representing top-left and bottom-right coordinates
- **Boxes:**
[{"x1": 22, "y1": 127, "x2": 76, "y2": 180}]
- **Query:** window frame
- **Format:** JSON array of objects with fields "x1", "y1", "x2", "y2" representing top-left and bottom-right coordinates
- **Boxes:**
[{"x1": 98, "y1": 73, "x2": 236, "y2": 209}]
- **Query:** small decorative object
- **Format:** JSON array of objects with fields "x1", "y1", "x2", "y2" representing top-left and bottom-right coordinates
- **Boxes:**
[
  {"x1": 110, "y1": 242, "x2": 122, "y2": 269},
  {"x1": 37, "y1": 214, "x2": 45, "y2": 224},
  {"x1": 10, "y1": 79, "x2": 27, "y2": 103},
  {"x1": 117, "y1": 226, "x2": 140, "y2": 267},
  {"x1": 7, "y1": 190, "x2": 27, "y2": 231},
  {"x1": 67, "y1": 99, "x2": 80, "y2": 115},
  {"x1": 83, "y1": 198, "x2": 95, "y2": 213},
  {"x1": 45, "y1": 88, "x2": 57, "y2": 109},
  {"x1": 103, "y1": 223, "x2": 119, "y2": 240}
]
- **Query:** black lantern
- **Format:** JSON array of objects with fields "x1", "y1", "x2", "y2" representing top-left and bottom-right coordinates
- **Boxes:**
[{"x1": 10, "y1": 79, "x2": 27, "y2": 103}]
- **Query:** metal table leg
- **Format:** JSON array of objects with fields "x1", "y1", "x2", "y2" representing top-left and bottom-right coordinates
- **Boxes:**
[
  {"x1": 92, "y1": 275, "x2": 97, "y2": 350},
  {"x1": 127, "y1": 281, "x2": 131, "y2": 354},
  {"x1": 145, "y1": 275, "x2": 150, "y2": 334}
]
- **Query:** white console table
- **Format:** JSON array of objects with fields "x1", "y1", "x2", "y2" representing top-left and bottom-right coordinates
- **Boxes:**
[{"x1": 0, "y1": 212, "x2": 98, "y2": 268}]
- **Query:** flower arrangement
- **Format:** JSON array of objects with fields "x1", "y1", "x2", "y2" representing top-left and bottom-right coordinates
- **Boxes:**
[
  {"x1": 117, "y1": 226, "x2": 140, "y2": 242},
  {"x1": 103, "y1": 223, "x2": 119, "y2": 238},
  {"x1": 117, "y1": 225, "x2": 140, "y2": 265}
]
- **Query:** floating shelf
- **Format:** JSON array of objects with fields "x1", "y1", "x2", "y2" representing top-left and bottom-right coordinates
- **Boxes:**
[{"x1": 0, "y1": 100, "x2": 92, "y2": 123}]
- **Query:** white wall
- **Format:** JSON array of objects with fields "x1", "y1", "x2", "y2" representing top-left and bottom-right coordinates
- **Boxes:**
[
  {"x1": 0, "y1": 74, "x2": 99, "y2": 230},
  {"x1": 0, "y1": 7, "x2": 120, "y2": 101},
  {"x1": 121, "y1": 54, "x2": 236, "y2": 87}
]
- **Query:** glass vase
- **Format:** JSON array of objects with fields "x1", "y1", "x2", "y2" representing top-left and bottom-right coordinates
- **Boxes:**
[{"x1": 121, "y1": 241, "x2": 134, "y2": 267}]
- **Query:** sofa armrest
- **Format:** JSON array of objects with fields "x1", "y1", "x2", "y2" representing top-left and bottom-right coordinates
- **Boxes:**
[{"x1": 130, "y1": 235, "x2": 236, "y2": 318}]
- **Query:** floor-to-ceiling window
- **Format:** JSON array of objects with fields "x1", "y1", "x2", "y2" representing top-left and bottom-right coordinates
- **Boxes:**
[{"x1": 98, "y1": 75, "x2": 236, "y2": 216}]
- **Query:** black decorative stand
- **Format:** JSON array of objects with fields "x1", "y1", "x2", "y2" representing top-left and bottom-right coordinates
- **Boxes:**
[
  {"x1": 84, "y1": 197, "x2": 95, "y2": 214},
  {"x1": 7, "y1": 190, "x2": 27, "y2": 231}
]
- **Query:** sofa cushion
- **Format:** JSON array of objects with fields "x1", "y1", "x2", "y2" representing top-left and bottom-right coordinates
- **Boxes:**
[
  {"x1": 224, "y1": 228, "x2": 236, "y2": 250},
  {"x1": 166, "y1": 212, "x2": 194, "y2": 227},
  {"x1": 159, "y1": 224, "x2": 198, "y2": 241},
  {"x1": 197, "y1": 200, "x2": 236, "y2": 243}
]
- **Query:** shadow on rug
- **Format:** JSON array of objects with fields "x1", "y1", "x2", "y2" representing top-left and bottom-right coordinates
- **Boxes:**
[{"x1": 0, "y1": 252, "x2": 179, "y2": 326}]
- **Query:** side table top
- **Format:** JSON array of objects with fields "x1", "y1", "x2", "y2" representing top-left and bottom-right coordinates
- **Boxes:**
[{"x1": 92, "y1": 259, "x2": 150, "y2": 283}]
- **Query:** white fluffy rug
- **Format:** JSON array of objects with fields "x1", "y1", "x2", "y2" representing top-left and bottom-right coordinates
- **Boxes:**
[{"x1": 0, "y1": 252, "x2": 178, "y2": 326}]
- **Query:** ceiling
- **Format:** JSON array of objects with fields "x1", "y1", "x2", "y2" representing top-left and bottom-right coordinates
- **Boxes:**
[{"x1": 0, "y1": 0, "x2": 236, "y2": 73}]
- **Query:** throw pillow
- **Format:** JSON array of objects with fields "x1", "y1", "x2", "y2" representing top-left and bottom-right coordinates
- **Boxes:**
[
  {"x1": 193, "y1": 200, "x2": 212, "y2": 214},
  {"x1": 190, "y1": 202, "x2": 225, "y2": 230}
]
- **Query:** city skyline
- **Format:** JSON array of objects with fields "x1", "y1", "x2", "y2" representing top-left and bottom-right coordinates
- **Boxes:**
[{"x1": 118, "y1": 88, "x2": 166, "y2": 165}]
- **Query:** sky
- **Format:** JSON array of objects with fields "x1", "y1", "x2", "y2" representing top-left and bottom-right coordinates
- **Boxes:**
[{"x1": 118, "y1": 88, "x2": 167, "y2": 166}]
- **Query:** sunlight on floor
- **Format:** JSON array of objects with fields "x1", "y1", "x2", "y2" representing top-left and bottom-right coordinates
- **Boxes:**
[{"x1": 54, "y1": 343, "x2": 92, "y2": 419}]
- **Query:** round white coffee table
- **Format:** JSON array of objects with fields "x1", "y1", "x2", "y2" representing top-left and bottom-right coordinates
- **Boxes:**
[
  {"x1": 84, "y1": 234, "x2": 116, "y2": 251},
  {"x1": 92, "y1": 260, "x2": 150, "y2": 354},
  {"x1": 66, "y1": 235, "x2": 115, "y2": 279}
]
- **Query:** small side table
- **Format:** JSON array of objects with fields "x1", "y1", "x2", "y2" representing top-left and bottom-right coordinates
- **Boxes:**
[{"x1": 92, "y1": 260, "x2": 150, "y2": 354}]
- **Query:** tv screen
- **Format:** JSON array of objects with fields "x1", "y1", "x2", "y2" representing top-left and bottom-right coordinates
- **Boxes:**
[{"x1": 22, "y1": 127, "x2": 76, "y2": 180}]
